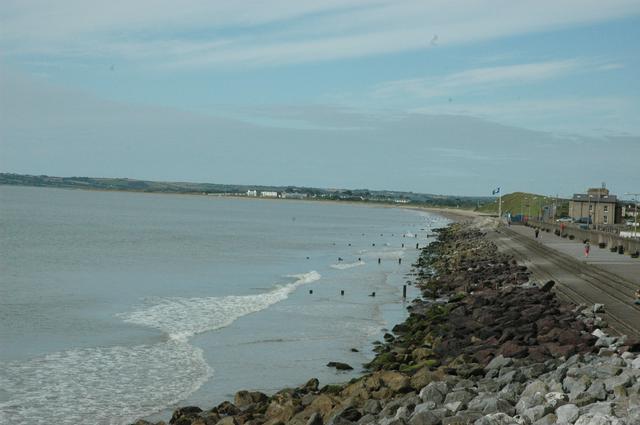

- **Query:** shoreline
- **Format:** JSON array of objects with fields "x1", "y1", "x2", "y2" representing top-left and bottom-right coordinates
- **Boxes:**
[
  {"x1": 133, "y1": 219, "x2": 640, "y2": 425},
  {"x1": 0, "y1": 183, "x2": 479, "y2": 215}
]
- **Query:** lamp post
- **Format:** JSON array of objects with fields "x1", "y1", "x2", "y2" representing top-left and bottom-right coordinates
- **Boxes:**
[{"x1": 529, "y1": 197, "x2": 536, "y2": 221}]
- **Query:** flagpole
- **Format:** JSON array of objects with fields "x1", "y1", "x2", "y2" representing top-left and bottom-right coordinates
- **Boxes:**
[{"x1": 499, "y1": 191, "x2": 502, "y2": 221}]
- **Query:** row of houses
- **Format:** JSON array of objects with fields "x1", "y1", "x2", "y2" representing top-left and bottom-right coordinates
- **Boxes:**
[{"x1": 246, "y1": 190, "x2": 308, "y2": 199}]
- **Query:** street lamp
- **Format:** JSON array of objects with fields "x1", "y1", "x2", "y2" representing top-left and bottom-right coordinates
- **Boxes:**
[{"x1": 529, "y1": 197, "x2": 536, "y2": 221}]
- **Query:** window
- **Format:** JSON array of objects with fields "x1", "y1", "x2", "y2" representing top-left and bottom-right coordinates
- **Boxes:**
[
  {"x1": 603, "y1": 205, "x2": 608, "y2": 212},
  {"x1": 603, "y1": 215, "x2": 608, "y2": 224},
  {"x1": 589, "y1": 204, "x2": 593, "y2": 211}
]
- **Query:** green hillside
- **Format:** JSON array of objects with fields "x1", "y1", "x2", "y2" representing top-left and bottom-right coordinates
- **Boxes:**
[{"x1": 475, "y1": 192, "x2": 568, "y2": 218}]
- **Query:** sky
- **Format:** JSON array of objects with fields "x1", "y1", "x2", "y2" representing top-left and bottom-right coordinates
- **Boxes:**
[{"x1": 1, "y1": 1, "x2": 639, "y2": 196}]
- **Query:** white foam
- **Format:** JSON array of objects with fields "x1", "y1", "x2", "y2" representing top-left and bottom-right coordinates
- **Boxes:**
[
  {"x1": 118, "y1": 271, "x2": 321, "y2": 340},
  {"x1": 0, "y1": 271, "x2": 321, "y2": 425},
  {"x1": 0, "y1": 340, "x2": 211, "y2": 425},
  {"x1": 330, "y1": 261, "x2": 365, "y2": 270}
]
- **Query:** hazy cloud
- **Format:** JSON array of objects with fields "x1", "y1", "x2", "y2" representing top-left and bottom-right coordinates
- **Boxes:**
[
  {"x1": 2, "y1": 72, "x2": 638, "y2": 195},
  {"x1": 373, "y1": 59, "x2": 609, "y2": 99},
  {"x1": 2, "y1": 1, "x2": 639, "y2": 69}
]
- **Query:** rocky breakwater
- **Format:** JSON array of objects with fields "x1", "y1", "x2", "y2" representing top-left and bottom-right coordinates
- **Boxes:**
[{"x1": 133, "y1": 223, "x2": 640, "y2": 425}]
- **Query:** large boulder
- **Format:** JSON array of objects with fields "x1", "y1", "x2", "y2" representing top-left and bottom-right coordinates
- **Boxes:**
[
  {"x1": 170, "y1": 407, "x2": 203, "y2": 424},
  {"x1": 556, "y1": 404, "x2": 579, "y2": 424},
  {"x1": 380, "y1": 371, "x2": 411, "y2": 393},
  {"x1": 574, "y1": 413, "x2": 626, "y2": 425},
  {"x1": 408, "y1": 411, "x2": 440, "y2": 425}
]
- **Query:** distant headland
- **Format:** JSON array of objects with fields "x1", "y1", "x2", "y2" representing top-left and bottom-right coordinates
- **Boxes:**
[{"x1": 0, "y1": 172, "x2": 490, "y2": 209}]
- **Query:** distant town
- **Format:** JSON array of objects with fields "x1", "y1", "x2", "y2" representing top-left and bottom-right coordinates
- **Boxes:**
[{"x1": 0, "y1": 172, "x2": 490, "y2": 209}]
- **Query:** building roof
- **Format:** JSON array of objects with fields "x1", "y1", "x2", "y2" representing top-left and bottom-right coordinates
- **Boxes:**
[{"x1": 572, "y1": 193, "x2": 618, "y2": 202}]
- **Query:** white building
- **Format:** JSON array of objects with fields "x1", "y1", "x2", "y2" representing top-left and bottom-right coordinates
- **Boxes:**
[
  {"x1": 246, "y1": 190, "x2": 257, "y2": 197},
  {"x1": 260, "y1": 191, "x2": 279, "y2": 198}
]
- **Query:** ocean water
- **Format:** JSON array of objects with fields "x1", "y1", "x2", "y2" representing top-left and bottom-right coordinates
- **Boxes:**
[{"x1": 0, "y1": 186, "x2": 448, "y2": 425}]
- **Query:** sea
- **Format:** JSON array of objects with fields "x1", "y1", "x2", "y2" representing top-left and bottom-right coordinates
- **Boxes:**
[{"x1": 0, "y1": 185, "x2": 449, "y2": 425}]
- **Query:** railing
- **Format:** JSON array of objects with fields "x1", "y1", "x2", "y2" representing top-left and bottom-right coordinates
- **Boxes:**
[{"x1": 521, "y1": 219, "x2": 640, "y2": 254}]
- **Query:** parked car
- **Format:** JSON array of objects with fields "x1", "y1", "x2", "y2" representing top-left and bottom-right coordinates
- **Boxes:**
[
  {"x1": 626, "y1": 220, "x2": 639, "y2": 227},
  {"x1": 574, "y1": 217, "x2": 592, "y2": 224},
  {"x1": 556, "y1": 217, "x2": 573, "y2": 223}
]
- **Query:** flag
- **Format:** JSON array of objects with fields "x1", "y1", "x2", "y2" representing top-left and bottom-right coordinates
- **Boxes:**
[{"x1": 492, "y1": 187, "x2": 500, "y2": 195}]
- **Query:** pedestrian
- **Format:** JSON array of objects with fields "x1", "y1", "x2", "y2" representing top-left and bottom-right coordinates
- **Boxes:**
[
  {"x1": 584, "y1": 241, "x2": 590, "y2": 257},
  {"x1": 635, "y1": 289, "x2": 640, "y2": 305},
  {"x1": 535, "y1": 229, "x2": 539, "y2": 239}
]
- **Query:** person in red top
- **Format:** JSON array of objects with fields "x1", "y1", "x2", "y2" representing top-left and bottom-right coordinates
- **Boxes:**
[{"x1": 584, "y1": 241, "x2": 591, "y2": 257}]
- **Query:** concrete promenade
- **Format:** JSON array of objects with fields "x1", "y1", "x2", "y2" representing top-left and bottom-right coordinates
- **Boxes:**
[
  {"x1": 488, "y1": 221, "x2": 640, "y2": 337},
  {"x1": 507, "y1": 223, "x2": 640, "y2": 286}
]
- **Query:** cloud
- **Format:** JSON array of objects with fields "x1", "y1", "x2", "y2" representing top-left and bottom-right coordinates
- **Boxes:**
[
  {"x1": 1, "y1": 1, "x2": 639, "y2": 69},
  {"x1": 2, "y1": 70, "x2": 639, "y2": 195},
  {"x1": 372, "y1": 60, "x2": 585, "y2": 99}
]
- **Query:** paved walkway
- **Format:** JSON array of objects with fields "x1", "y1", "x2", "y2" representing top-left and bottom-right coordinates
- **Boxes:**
[
  {"x1": 507, "y1": 224, "x2": 640, "y2": 286},
  {"x1": 488, "y1": 223, "x2": 640, "y2": 337}
]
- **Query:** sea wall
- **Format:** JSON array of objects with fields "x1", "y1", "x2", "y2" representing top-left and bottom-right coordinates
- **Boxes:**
[{"x1": 132, "y1": 222, "x2": 640, "y2": 425}]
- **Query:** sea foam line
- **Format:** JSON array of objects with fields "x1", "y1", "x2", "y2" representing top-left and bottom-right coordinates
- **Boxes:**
[
  {"x1": 118, "y1": 270, "x2": 321, "y2": 341},
  {"x1": 330, "y1": 261, "x2": 365, "y2": 270}
]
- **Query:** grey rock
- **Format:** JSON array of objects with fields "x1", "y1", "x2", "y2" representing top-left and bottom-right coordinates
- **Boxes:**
[
  {"x1": 543, "y1": 392, "x2": 568, "y2": 410},
  {"x1": 628, "y1": 406, "x2": 640, "y2": 424},
  {"x1": 531, "y1": 413, "x2": 556, "y2": 425},
  {"x1": 363, "y1": 399, "x2": 381, "y2": 415},
  {"x1": 414, "y1": 401, "x2": 437, "y2": 414},
  {"x1": 396, "y1": 406, "x2": 412, "y2": 420},
  {"x1": 520, "y1": 381, "x2": 549, "y2": 399},
  {"x1": 441, "y1": 411, "x2": 482, "y2": 425},
  {"x1": 593, "y1": 365, "x2": 621, "y2": 380},
  {"x1": 522, "y1": 405, "x2": 550, "y2": 423},
  {"x1": 604, "y1": 371, "x2": 636, "y2": 391},
  {"x1": 612, "y1": 385, "x2": 627, "y2": 399},
  {"x1": 632, "y1": 357, "x2": 640, "y2": 369},
  {"x1": 586, "y1": 381, "x2": 608, "y2": 401},
  {"x1": 572, "y1": 393, "x2": 597, "y2": 407},
  {"x1": 420, "y1": 382, "x2": 449, "y2": 405},
  {"x1": 408, "y1": 411, "x2": 441, "y2": 425},
  {"x1": 592, "y1": 329, "x2": 607, "y2": 338},
  {"x1": 444, "y1": 390, "x2": 477, "y2": 408},
  {"x1": 379, "y1": 418, "x2": 408, "y2": 425},
  {"x1": 549, "y1": 364, "x2": 569, "y2": 383},
  {"x1": 574, "y1": 413, "x2": 625, "y2": 425},
  {"x1": 497, "y1": 370, "x2": 526, "y2": 386},
  {"x1": 486, "y1": 356, "x2": 514, "y2": 370},
  {"x1": 472, "y1": 413, "x2": 517, "y2": 425},
  {"x1": 595, "y1": 337, "x2": 617, "y2": 348},
  {"x1": 467, "y1": 394, "x2": 515, "y2": 416},
  {"x1": 556, "y1": 404, "x2": 579, "y2": 424},
  {"x1": 454, "y1": 379, "x2": 477, "y2": 390},
  {"x1": 522, "y1": 364, "x2": 547, "y2": 381},
  {"x1": 429, "y1": 408, "x2": 450, "y2": 419},
  {"x1": 499, "y1": 383, "x2": 524, "y2": 404},
  {"x1": 485, "y1": 369, "x2": 500, "y2": 379},
  {"x1": 515, "y1": 394, "x2": 545, "y2": 414},
  {"x1": 564, "y1": 376, "x2": 590, "y2": 399},
  {"x1": 356, "y1": 414, "x2": 376, "y2": 425},
  {"x1": 444, "y1": 401, "x2": 464, "y2": 414},
  {"x1": 477, "y1": 380, "x2": 501, "y2": 393},
  {"x1": 579, "y1": 401, "x2": 613, "y2": 416}
]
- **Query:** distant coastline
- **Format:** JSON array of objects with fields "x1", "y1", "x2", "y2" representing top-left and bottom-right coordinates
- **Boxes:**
[{"x1": 0, "y1": 172, "x2": 487, "y2": 210}]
